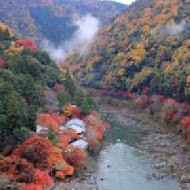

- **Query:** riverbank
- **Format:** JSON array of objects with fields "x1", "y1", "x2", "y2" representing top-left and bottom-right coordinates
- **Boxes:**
[
  {"x1": 52, "y1": 155, "x2": 98, "y2": 190},
  {"x1": 98, "y1": 98, "x2": 190, "y2": 190},
  {"x1": 54, "y1": 96, "x2": 190, "y2": 190}
]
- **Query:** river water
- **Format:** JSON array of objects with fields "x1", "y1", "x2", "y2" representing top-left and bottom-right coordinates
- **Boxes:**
[{"x1": 95, "y1": 113, "x2": 180, "y2": 190}]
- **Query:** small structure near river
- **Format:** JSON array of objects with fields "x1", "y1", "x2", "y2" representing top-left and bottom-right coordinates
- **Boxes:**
[
  {"x1": 61, "y1": 118, "x2": 86, "y2": 134},
  {"x1": 70, "y1": 139, "x2": 88, "y2": 150},
  {"x1": 36, "y1": 117, "x2": 88, "y2": 150}
]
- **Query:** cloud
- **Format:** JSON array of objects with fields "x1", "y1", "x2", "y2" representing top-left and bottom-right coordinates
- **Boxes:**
[
  {"x1": 165, "y1": 21, "x2": 186, "y2": 35},
  {"x1": 41, "y1": 14, "x2": 100, "y2": 62},
  {"x1": 104, "y1": 0, "x2": 135, "y2": 5}
]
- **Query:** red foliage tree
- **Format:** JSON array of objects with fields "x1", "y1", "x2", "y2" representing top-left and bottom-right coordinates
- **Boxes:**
[
  {"x1": 12, "y1": 137, "x2": 53, "y2": 170},
  {"x1": 16, "y1": 39, "x2": 38, "y2": 51},
  {"x1": 0, "y1": 58, "x2": 5, "y2": 68},
  {"x1": 0, "y1": 156, "x2": 35, "y2": 183},
  {"x1": 21, "y1": 169, "x2": 53, "y2": 190},
  {"x1": 142, "y1": 86, "x2": 150, "y2": 95},
  {"x1": 36, "y1": 113, "x2": 66, "y2": 132},
  {"x1": 135, "y1": 95, "x2": 150, "y2": 109},
  {"x1": 34, "y1": 169, "x2": 53, "y2": 188},
  {"x1": 182, "y1": 104, "x2": 190, "y2": 116},
  {"x1": 57, "y1": 129, "x2": 79, "y2": 150},
  {"x1": 53, "y1": 83, "x2": 65, "y2": 92},
  {"x1": 182, "y1": 117, "x2": 190, "y2": 128},
  {"x1": 181, "y1": 117, "x2": 190, "y2": 143},
  {"x1": 63, "y1": 146, "x2": 87, "y2": 167},
  {"x1": 166, "y1": 111, "x2": 180, "y2": 124},
  {"x1": 63, "y1": 104, "x2": 81, "y2": 118},
  {"x1": 12, "y1": 136, "x2": 74, "y2": 179},
  {"x1": 95, "y1": 123, "x2": 109, "y2": 141},
  {"x1": 84, "y1": 111, "x2": 109, "y2": 151},
  {"x1": 21, "y1": 184, "x2": 43, "y2": 190}
]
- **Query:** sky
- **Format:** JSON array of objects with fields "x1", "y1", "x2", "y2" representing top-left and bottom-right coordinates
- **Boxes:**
[{"x1": 109, "y1": 0, "x2": 135, "y2": 5}]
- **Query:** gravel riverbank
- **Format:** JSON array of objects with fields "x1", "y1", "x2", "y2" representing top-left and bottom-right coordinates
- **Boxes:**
[
  {"x1": 53, "y1": 101, "x2": 190, "y2": 190},
  {"x1": 100, "y1": 103, "x2": 190, "y2": 190}
]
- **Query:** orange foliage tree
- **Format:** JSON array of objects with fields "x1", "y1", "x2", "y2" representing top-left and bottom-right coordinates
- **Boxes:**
[
  {"x1": 21, "y1": 169, "x2": 53, "y2": 190},
  {"x1": 62, "y1": 104, "x2": 81, "y2": 118},
  {"x1": 57, "y1": 129, "x2": 79, "y2": 150},
  {"x1": 84, "y1": 111, "x2": 109, "y2": 151},
  {"x1": 182, "y1": 117, "x2": 190, "y2": 128},
  {"x1": 12, "y1": 137, "x2": 74, "y2": 179},
  {"x1": 0, "y1": 156, "x2": 34, "y2": 183},
  {"x1": 182, "y1": 117, "x2": 190, "y2": 143},
  {"x1": 63, "y1": 146, "x2": 87, "y2": 167},
  {"x1": 36, "y1": 113, "x2": 66, "y2": 132}
]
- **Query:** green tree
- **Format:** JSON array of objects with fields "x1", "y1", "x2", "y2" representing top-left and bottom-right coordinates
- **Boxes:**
[{"x1": 57, "y1": 91, "x2": 72, "y2": 107}]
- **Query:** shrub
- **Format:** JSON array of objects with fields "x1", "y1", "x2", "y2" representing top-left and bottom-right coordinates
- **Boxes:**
[
  {"x1": 63, "y1": 146, "x2": 87, "y2": 167},
  {"x1": 135, "y1": 95, "x2": 150, "y2": 109},
  {"x1": 16, "y1": 39, "x2": 37, "y2": 52},
  {"x1": 12, "y1": 137, "x2": 52, "y2": 170},
  {"x1": 182, "y1": 117, "x2": 190, "y2": 128},
  {"x1": 57, "y1": 129, "x2": 79, "y2": 150},
  {"x1": 12, "y1": 136, "x2": 74, "y2": 179},
  {"x1": 36, "y1": 113, "x2": 66, "y2": 133},
  {"x1": 0, "y1": 156, "x2": 34, "y2": 183},
  {"x1": 33, "y1": 169, "x2": 53, "y2": 188},
  {"x1": 0, "y1": 58, "x2": 5, "y2": 68},
  {"x1": 62, "y1": 104, "x2": 81, "y2": 118}
]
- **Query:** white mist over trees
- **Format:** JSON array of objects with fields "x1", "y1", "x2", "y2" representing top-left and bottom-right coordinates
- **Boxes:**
[
  {"x1": 165, "y1": 20, "x2": 186, "y2": 35},
  {"x1": 41, "y1": 14, "x2": 100, "y2": 62}
]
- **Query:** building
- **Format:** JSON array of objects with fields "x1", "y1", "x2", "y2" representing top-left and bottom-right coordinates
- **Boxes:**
[
  {"x1": 36, "y1": 125, "x2": 48, "y2": 134},
  {"x1": 60, "y1": 118, "x2": 86, "y2": 134},
  {"x1": 70, "y1": 139, "x2": 88, "y2": 150}
]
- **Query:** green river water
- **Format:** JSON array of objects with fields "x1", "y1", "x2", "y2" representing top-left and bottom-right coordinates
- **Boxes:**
[{"x1": 95, "y1": 115, "x2": 180, "y2": 190}]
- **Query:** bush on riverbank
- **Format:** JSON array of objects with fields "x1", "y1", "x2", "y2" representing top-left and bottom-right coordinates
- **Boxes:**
[
  {"x1": 88, "y1": 89, "x2": 190, "y2": 143},
  {"x1": 85, "y1": 110, "x2": 110, "y2": 152},
  {"x1": 0, "y1": 24, "x2": 108, "y2": 189},
  {"x1": 0, "y1": 106, "x2": 109, "y2": 189}
]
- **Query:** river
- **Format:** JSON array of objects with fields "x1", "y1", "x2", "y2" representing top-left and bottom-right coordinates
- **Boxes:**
[
  {"x1": 56, "y1": 102, "x2": 187, "y2": 190},
  {"x1": 94, "y1": 104, "x2": 181, "y2": 190}
]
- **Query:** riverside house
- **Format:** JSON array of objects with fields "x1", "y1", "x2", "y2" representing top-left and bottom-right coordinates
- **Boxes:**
[{"x1": 60, "y1": 118, "x2": 86, "y2": 134}]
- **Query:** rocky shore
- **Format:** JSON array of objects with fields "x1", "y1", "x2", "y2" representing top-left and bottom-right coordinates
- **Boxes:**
[
  {"x1": 53, "y1": 99, "x2": 190, "y2": 190},
  {"x1": 52, "y1": 155, "x2": 98, "y2": 190},
  {"x1": 100, "y1": 102, "x2": 190, "y2": 190}
]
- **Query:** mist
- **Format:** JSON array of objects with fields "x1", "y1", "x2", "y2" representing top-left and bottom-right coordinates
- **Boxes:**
[
  {"x1": 165, "y1": 21, "x2": 186, "y2": 35},
  {"x1": 41, "y1": 14, "x2": 100, "y2": 62}
]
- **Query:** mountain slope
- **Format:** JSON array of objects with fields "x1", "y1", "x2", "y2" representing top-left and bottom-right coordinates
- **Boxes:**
[
  {"x1": 0, "y1": 0, "x2": 126, "y2": 44},
  {"x1": 67, "y1": 0, "x2": 190, "y2": 102},
  {"x1": 0, "y1": 22, "x2": 94, "y2": 151}
]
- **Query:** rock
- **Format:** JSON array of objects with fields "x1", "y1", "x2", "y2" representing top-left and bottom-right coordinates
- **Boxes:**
[
  {"x1": 180, "y1": 175, "x2": 190, "y2": 183},
  {"x1": 154, "y1": 161, "x2": 167, "y2": 169},
  {"x1": 87, "y1": 178, "x2": 96, "y2": 185},
  {"x1": 185, "y1": 183, "x2": 190, "y2": 190},
  {"x1": 152, "y1": 172, "x2": 165, "y2": 180}
]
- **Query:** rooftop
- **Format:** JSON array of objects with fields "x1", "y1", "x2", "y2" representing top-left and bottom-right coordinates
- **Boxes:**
[
  {"x1": 65, "y1": 118, "x2": 85, "y2": 128},
  {"x1": 71, "y1": 139, "x2": 88, "y2": 150}
]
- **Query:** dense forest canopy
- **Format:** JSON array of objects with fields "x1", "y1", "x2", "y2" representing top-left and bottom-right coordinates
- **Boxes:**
[
  {"x1": 0, "y1": 0, "x2": 126, "y2": 44},
  {"x1": 0, "y1": 22, "x2": 110, "y2": 190},
  {"x1": 66, "y1": 0, "x2": 190, "y2": 103},
  {"x1": 0, "y1": 23, "x2": 94, "y2": 151}
]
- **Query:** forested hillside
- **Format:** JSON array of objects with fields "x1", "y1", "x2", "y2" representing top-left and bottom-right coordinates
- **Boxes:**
[
  {"x1": 67, "y1": 0, "x2": 190, "y2": 103},
  {"x1": 0, "y1": 22, "x2": 94, "y2": 150},
  {"x1": 0, "y1": 23, "x2": 110, "y2": 189},
  {"x1": 0, "y1": 0, "x2": 126, "y2": 44}
]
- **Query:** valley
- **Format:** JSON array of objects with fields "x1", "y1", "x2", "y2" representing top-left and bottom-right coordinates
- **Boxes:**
[
  {"x1": 53, "y1": 98, "x2": 190, "y2": 190},
  {"x1": 0, "y1": 0, "x2": 190, "y2": 189}
]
